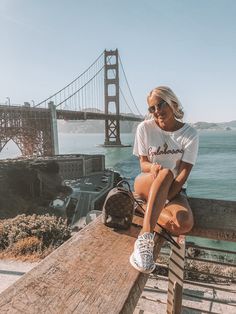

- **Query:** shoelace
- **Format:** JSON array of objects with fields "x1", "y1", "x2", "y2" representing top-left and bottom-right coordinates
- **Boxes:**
[
  {"x1": 134, "y1": 198, "x2": 145, "y2": 210},
  {"x1": 137, "y1": 238, "x2": 154, "y2": 260}
]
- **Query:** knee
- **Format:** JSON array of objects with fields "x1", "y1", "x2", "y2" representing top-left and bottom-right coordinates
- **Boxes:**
[
  {"x1": 175, "y1": 210, "x2": 194, "y2": 234},
  {"x1": 134, "y1": 173, "x2": 153, "y2": 199}
]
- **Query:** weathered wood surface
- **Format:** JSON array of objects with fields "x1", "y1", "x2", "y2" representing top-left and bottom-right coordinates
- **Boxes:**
[
  {"x1": 133, "y1": 197, "x2": 236, "y2": 241},
  {"x1": 167, "y1": 236, "x2": 185, "y2": 314},
  {"x1": 0, "y1": 197, "x2": 235, "y2": 313},
  {"x1": 0, "y1": 217, "x2": 163, "y2": 314},
  {"x1": 188, "y1": 197, "x2": 236, "y2": 241}
]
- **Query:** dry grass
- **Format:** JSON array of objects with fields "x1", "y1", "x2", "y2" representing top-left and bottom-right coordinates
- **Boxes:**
[
  {"x1": 185, "y1": 259, "x2": 236, "y2": 283},
  {"x1": 0, "y1": 214, "x2": 71, "y2": 261}
]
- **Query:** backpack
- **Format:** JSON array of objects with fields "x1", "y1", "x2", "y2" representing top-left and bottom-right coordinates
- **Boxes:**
[
  {"x1": 102, "y1": 180, "x2": 134, "y2": 230},
  {"x1": 102, "y1": 180, "x2": 181, "y2": 249}
]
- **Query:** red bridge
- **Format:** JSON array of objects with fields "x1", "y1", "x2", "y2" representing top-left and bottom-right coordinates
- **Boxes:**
[{"x1": 0, "y1": 49, "x2": 143, "y2": 156}]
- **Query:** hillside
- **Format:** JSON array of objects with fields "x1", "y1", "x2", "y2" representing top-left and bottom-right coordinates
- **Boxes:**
[
  {"x1": 192, "y1": 122, "x2": 222, "y2": 130},
  {"x1": 192, "y1": 121, "x2": 235, "y2": 130},
  {"x1": 219, "y1": 120, "x2": 236, "y2": 128},
  {"x1": 58, "y1": 119, "x2": 140, "y2": 133},
  {"x1": 58, "y1": 119, "x2": 235, "y2": 133}
]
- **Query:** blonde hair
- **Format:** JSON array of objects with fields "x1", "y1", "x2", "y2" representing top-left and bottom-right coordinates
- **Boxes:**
[{"x1": 147, "y1": 86, "x2": 184, "y2": 120}]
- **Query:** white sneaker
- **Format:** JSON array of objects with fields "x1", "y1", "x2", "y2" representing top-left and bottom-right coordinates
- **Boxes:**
[{"x1": 129, "y1": 232, "x2": 156, "y2": 274}]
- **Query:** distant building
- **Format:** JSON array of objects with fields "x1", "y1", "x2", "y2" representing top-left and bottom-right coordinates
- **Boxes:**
[
  {"x1": 56, "y1": 154, "x2": 105, "y2": 179},
  {"x1": 0, "y1": 154, "x2": 105, "y2": 214}
]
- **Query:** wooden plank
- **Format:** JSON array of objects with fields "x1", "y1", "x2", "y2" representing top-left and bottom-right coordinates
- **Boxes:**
[
  {"x1": 0, "y1": 216, "x2": 163, "y2": 314},
  {"x1": 0, "y1": 197, "x2": 234, "y2": 313},
  {"x1": 172, "y1": 282, "x2": 183, "y2": 314},
  {"x1": 167, "y1": 236, "x2": 185, "y2": 314},
  {"x1": 134, "y1": 198, "x2": 236, "y2": 242},
  {"x1": 188, "y1": 197, "x2": 236, "y2": 241}
]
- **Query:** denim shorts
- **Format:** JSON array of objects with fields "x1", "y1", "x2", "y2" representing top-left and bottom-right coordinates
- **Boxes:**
[{"x1": 179, "y1": 188, "x2": 187, "y2": 198}]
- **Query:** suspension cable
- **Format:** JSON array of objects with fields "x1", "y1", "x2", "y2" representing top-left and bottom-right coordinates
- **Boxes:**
[
  {"x1": 118, "y1": 54, "x2": 142, "y2": 116},
  {"x1": 55, "y1": 64, "x2": 105, "y2": 108},
  {"x1": 119, "y1": 89, "x2": 134, "y2": 114},
  {"x1": 35, "y1": 51, "x2": 104, "y2": 107}
]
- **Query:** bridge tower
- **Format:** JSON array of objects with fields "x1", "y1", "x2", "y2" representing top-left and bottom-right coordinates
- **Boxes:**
[
  {"x1": 104, "y1": 49, "x2": 122, "y2": 146},
  {"x1": 0, "y1": 105, "x2": 55, "y2": 157}
]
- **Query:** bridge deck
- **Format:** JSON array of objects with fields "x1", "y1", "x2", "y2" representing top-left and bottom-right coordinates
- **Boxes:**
[{"x1": 0, "y1": 105, "x2": 142, "y2": 121}]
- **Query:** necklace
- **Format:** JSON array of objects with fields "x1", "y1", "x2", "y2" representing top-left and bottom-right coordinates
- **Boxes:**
[{"x1": 155, "y1": 116, "x2": 185, "y2": 132}]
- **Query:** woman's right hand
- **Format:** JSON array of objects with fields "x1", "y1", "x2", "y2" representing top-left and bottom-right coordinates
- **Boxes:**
[{"x1": 150, "y1": 163, "x2": 162, "y2": 179}]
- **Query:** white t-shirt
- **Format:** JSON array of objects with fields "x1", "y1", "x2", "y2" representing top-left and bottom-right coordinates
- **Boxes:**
[{"x1": 133, "y1": 119, "x2": 199, "y2": 178}]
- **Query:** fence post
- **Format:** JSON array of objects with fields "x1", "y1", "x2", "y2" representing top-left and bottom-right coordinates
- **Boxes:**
[{"x1": 167, "y1": 235, "x2": 185, "y2": 314}]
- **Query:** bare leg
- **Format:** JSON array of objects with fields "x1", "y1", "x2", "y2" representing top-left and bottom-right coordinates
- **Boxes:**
[
  {"x1": 134, "y1": 169, "x2": 174, "y2": 234},
  {"x1": 130, "y1": 170, "x2": 173, "y2": 273},
  {"x1": 130, "y1": 171, "x2": 193, "y2": 273},
  {"x1": 159, "y1": 194, "x2": 194, "y2": 235},
  {"x1": 134, "y1": 173, "x2": 194, "y2": 235}
]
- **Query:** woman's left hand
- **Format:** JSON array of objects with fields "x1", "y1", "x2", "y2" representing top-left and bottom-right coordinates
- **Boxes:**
[{"x1": 150, "y1": 163, "x2": 162, "y2": 179}]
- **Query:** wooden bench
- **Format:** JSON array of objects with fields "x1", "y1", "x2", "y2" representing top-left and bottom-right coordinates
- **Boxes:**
[
  {"x1": 0, "y1": 217, "x2": 164, "y2": 314},
  {"x1": 0, "y1": 197, "x2": 235, "y2": 313},
  {"x1": 167, "y1": 197, "x2": 236, "y2": 314}
]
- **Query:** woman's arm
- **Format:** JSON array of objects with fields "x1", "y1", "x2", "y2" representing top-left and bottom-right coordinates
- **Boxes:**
[
  {"x1": 167, "y1": 161, "x2": 193, "y2": 201},
  {"x1": 139, "y1": 157, "x2": 193, "y2": 200},
  {"x1": 139, "y1": 156, "x2": 162, "y2": 178}
]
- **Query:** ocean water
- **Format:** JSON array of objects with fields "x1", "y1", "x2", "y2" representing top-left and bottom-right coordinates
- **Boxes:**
[
  {"x1": 2, "y1": 130, "x2": 236, "y2": 199},
  {"x1": 1, "y1": 129, "x2": 236, "y2": 250},
  {"x1": 56, "y1": 130, "x2": 236, "y2": 201}
]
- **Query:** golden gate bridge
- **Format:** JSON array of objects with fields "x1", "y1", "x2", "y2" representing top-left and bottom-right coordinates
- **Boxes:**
[{"x1": 0, "y1": 49, "x2": 143, "y2": 156}]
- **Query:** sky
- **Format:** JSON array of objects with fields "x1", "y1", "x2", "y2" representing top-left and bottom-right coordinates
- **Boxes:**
[{"x1": 0, "y1": 0, "x2": 236, "y2": 123}]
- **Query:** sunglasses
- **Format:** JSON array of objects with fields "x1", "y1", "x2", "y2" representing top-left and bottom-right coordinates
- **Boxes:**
[{"x1": 148, "y1": 99, "x2": 168, "y2": 113}]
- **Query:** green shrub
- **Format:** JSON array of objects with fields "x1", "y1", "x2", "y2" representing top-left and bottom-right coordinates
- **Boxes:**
[{"x1": 0, "y1": 214, "x2": 71, "y2": 258}]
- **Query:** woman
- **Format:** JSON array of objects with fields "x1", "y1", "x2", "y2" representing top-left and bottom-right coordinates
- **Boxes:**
[{"x1": 130, "y1": 86, "x2": 199, "y2": 273}]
